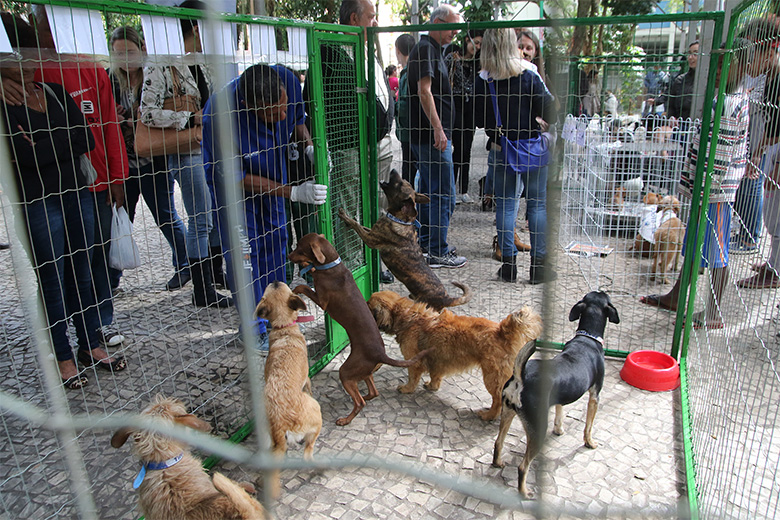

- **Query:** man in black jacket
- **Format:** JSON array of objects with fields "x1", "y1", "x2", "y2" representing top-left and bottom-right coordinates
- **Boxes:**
[{"x1": 664, "y1": 40, "x2": 699, "y2": 121}]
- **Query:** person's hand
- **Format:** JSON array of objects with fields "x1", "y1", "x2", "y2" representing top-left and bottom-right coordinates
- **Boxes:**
[
  {"x1": 108, "y1": 182, "x2": 125, "y2": 208},
  {"x1": 433, "y1": 127, "x2": 447, "y2": 152},
  {"x1": 290, "y1": 181, "x2": 327, "y2": 205},
  {"x1": 535, "y1": 117, "x2": 549, "y2": 132},
  {"x1": 194, "y1": 125, "x2": 203, "y2": 145},
  {"x1": 18, "y1": 125, "x2": 34, "y2": 147},
  {"x1": 746, "y1": 156, "x2": 761, "y2": 180},
  {"x1": 191, "y1": 110, "x2": 203, "y2": 127},
  {"x1": 1, "y1": 77, "x2": 26, "y2": 106},
  {"x1": 116, "y1": 104, "x2": 127, "y2": 122}
]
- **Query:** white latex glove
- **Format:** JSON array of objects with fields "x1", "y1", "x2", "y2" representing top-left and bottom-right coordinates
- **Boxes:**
[
  {"x1": 290, "y1": 181, "x2": 327, "y2": 205},
  {"x1": 305, "y1": 145, "x2": 315, "y2": 164}
]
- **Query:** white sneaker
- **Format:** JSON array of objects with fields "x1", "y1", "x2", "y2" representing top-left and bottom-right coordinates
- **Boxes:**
[
  {"x1": 97, "y1": 326, "x2": 125, "y2": 347},
  {"x1": 455, "y1": 194, "x2": 464, "y2": 204},
  {"x1": 461, "y1": 193, "x2": 475, "y2": 204}
]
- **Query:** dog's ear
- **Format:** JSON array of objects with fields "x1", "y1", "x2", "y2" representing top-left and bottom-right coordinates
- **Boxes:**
[
  {"x1": 111, "y1": 427, "x2": 134, "y2": 448},
  {"x1": 606, "y1": 302, "x2": 620, "y2": 324},
  {"x1": 569, "y1": 301, "x2": 586, "y2": 322},
  {"x1": 288, "y1": 294, "x2": 307, "y2": 312},
  {"x1": 414, "y1": 193, "x2": 431, "y2": 205},
  {"x1": 254, "y1": 301, "x2": 268, "y2": 319},
  {"x1": 174, "y1": 414, "x2": 213, "y2": 433},
  {"x1": 311, "y1": 240, "x2": 326, "y2": 264}
]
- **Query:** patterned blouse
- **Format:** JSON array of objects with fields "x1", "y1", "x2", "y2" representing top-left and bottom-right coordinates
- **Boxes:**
[
  {"x1": 139, "y1": 64, "x2": 212, "y2": 131},
  {"x1": 679, "y1": 90, "x2": 750, "y2": 204}
]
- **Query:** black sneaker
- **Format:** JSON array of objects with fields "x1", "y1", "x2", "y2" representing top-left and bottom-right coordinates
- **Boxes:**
[{"x1": 426, "y1": 251, "x2": 467, "y2": 269}]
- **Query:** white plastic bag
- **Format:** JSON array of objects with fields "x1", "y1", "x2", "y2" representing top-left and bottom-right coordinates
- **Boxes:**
[{"x1": 108, "y1": 205, "x2": 141, "y2": 270}]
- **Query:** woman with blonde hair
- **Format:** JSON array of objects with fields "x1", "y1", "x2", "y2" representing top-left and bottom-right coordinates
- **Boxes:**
[{"x1": 475, "y1": 27, "x2": 556, "y2": 283}]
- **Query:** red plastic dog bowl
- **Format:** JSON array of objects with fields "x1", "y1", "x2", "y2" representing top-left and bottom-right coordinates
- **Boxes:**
[{"x1": 620, "y1": 350, "x2": 680, "y2": 392}]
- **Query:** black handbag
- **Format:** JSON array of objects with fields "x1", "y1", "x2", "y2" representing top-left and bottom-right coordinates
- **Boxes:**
[{"x1": 487, "y1": 80, "x2": 549, "y2": 174}]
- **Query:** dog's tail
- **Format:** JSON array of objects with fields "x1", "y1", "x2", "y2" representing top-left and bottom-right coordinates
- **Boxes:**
[
  {"x1": 212, "y1": 472, "x2": 267, "y2": 519},
  {"x1": 514, "y1": 340, "x2": 537, "y2": 381},
  {"x1": 380, "y1": 347, "x2": 435, "y2": 368},
  {"x1": 442, "y1": 282, "x2": 473, "y2": 308}
]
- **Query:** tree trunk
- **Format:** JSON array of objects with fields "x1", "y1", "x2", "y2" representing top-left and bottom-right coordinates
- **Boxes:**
[{"x1": 569, "y1": 0, "x2": 592, "y2": 55}]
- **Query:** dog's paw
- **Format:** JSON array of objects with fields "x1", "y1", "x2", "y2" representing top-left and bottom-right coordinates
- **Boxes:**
[
  {"x1": 584, "y1": 438, "x2": 598, "y2": 449},
  {"x1": 553, "y1": 426, "x2": 565, "y2": 436},
  {"x1": 491, "y1": 457, "x2": 505, "y2": 468},
  {"x1": 239, "y1": 481, "x2": 257, "y2": 494},
  {"x1": 337, "y1": 207, "x2": 348, "y2": 220},
  {"x1": 397, "y1": 384, "x2": 415, "y2": 394},
  {"x1": 423, "y1": 381, "x2": 441, "y2": 391},
  {"x1": 477, "y1": 409, "x2": 498, "y2": 421}
]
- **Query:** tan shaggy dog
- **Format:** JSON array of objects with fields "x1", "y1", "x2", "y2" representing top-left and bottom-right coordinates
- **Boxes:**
[
  {"x1": 111, "y1": 395, "x2": 267, "y2": 520},
  {"x1": 368, "y1": 291, "x2": 543, "y2": 420},
  {"x1": 652, "y1": 195, "x2": 685, "y2": 284},
  {"x1": 255, "y1": 281, "x2": 322, "y2": 497}
]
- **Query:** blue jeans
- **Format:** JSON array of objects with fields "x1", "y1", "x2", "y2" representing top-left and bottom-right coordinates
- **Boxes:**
[
  {"x1": 491, "y1": 149, "x2": 548, "y2": 259},
  {"x1": 126, "y1": 161, "x2": 189, "y2": 270},
  {"x1": 733, "y1": 173, "x2": 764, "y2": 245},
  {"x1": 168, "y1": 152, "x2": 219, "y2": 259},
  {"x1": 91, "y1": 189, "x2": 115, "y2": 329},
  {"x1": 411, "y1": 141, "x2": 455, "y2": 257},
  {"x1": 24, "y1": 190, "x2": 101, "y2": 361}
]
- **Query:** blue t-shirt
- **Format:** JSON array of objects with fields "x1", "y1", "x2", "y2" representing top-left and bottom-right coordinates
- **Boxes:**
[{"x1": 203, "y1": 65, "x2": 306, "y2": 230}]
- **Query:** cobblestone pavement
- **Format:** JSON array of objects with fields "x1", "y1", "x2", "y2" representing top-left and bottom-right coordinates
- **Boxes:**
[{"x1": 0, "y1": 130, "x2": 689, "y2": 519}]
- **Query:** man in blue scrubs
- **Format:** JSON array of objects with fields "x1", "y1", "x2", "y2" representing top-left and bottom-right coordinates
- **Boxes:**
[{"x1": 203, "y1": 64, "x2": 326, "y2": 311}]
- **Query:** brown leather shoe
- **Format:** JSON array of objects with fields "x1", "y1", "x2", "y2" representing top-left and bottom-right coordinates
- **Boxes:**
[{"x1": 514, "y1": 232, "x2": 531, "y2": 252}]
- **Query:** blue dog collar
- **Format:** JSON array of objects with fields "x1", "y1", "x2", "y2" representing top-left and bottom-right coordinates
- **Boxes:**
[
  {"x1": 575, "y1": 330, "x2": 604, "y2": 345},
  {"x1": 133, "y1": 453, "x2": 184, "y2": 489},
  {"x1": 299, "y1": 257, "x2": 341, "y2": 277},
  {"x1": 386, "y1": 212, "x2": 421, "y2": 229}
]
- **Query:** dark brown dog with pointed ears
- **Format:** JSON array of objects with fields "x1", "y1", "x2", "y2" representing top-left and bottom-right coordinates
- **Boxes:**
[
  {"x1": 338, "y1": 169, "x2": 472, "y2": 311},
  {"x1": 289, "y1": 233, "x2": 431, "y2": 426},
  {"x1": 111, "y1": 395, "x2": 267, "y2": 519},
  {"x1": 492, "y1": 291, "x2": 620, "y2": 499}
]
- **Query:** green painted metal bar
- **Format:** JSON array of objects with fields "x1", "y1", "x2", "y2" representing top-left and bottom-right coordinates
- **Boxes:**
[
  {"x1": 365, "y1": 32, "x2": 380, "y2": 296},
  {"x1": 670, "y1": 13, "x2": 727, "y2": 361},
  {"x1": 30, "y1": 0, "x2": 355, "y2": 33},
  {"x1": 535, "y1": 340, "x2": 628, "y2": 360},
  {"x1": 369, "y1": 11, "x2": 726, "y2": 36},
  {"x1": 679, "y1": 359, "x2": 700, "y2": 520}
]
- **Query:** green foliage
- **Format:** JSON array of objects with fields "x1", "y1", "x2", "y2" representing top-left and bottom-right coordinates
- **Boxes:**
[
  {"x1": 612, "y1": 45, "x2": 645, "y2": 114},
  {"x1": 269, "y1": 0, "x2": 340, "y2": 23},
  {"x1": 602, "y1": 0, "x2": 654, "y2": 16}
]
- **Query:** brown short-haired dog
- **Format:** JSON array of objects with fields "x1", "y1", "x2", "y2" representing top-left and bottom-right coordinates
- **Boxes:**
[
  {"x1": 255, "y1": 281, "x2": 322, "y2": 498},
  {"x1": 652, "y1": 195, "x2": 685, "y2": 284},
  {"x1": 289, "y1": 233, "x2": 431, "y2": 426},
  {"x1": 111, "y1": 396, "x2": 267, "y2": 519},
  {"x1": 368, "y1": 291, "x2": 543, "y2": 421},
  {"x1": 338, "y1": 169, "x2": 472, "y2": 311}
]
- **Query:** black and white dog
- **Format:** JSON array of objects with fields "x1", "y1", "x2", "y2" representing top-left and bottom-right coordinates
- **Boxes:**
[{"x1": 492, "y1": 291, "x2": 620, "y2": 498}]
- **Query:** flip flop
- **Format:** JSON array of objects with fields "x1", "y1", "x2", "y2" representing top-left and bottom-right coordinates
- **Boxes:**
[{"x1": 639, "y1": 294, "x2": 675, "y2": 312}]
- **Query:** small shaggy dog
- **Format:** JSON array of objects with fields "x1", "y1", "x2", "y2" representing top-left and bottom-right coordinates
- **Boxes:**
[
  {"x1": 368, "y1": 291, "x2": 543, "y2": 420},
  {"x1": 111, "y1": 395, "x2": 267, "y2": 519},
  {"x1": 255, "y1": 281, "x2": 322, "y2": 497}
]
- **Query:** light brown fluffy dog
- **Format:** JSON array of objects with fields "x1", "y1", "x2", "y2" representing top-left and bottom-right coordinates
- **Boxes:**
[
  {"x1": 652, "y1": 196, "x2": 685, "y2": 283},
  {"x1": 111, "y1": 395, "x2": 267, "y2": 520},
  {"x1": 255, "y1": 281, "x2": 322, "y2": 497},
  {"x1": 368, "y1": 291, "x2": 543, "y2": 421}
]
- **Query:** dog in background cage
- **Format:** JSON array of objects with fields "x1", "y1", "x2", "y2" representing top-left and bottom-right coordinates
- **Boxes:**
[
  {"x1": 255, "y1": 281, "x2": 322, "y2": 498},
  {"x1": 652, "y1": 195, "x2": 685, "y2": 284},
  {"x1": 111, "y1": 395, "x2": 267, "y2": 519}
]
